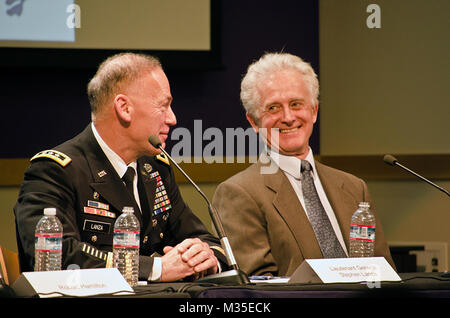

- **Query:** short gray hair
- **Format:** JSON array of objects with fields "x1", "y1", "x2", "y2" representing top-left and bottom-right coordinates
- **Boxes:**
[
  {"x1": 240, "y1": 52, "x2": 319, "y2": 120},
  {"x1": 87, "y1": 52, "x2": 161, "y2": 114}
]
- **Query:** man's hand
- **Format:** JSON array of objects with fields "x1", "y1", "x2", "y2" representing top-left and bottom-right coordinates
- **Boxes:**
[{"x1": 160, "y1": 238, "x2": 218, "y2": 282}]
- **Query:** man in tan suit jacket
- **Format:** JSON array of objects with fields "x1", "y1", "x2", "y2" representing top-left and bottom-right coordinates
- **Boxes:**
[{"x1": 212, "y1": 53, "x2": 395, "y2": 277}]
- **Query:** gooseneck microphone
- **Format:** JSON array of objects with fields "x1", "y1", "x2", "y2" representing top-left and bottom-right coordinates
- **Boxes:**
[
  {"x1": 148, "y1": 135, "x2": 249, "y2": 285},
  {"x1": 383, "y1": 154, "x2": 449, "y2": 197}
]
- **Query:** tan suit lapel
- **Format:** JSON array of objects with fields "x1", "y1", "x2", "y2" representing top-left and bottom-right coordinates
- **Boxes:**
[
  {"x1": 315, "y1": 161, "x2": 355, "y2": 251},
  {"x1": 261, "y1": 161, "x2": 323, "y2": 260}
]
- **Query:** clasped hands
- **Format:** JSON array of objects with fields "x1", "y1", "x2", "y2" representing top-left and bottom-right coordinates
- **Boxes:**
[{"x1": 160, "y1": 238, "x2": 218, "y2": 282}]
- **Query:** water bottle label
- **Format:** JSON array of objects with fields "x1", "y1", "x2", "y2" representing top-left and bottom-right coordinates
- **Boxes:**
[
  {"x1": 35, "y1": 233, "x2": 63, "y2": 252},
  {"x1": 113, "y1": 230, "x2": 140, "y2": 248},
  {"x1": 349, "y1": 224, "x2": 375, "y2": 242}
]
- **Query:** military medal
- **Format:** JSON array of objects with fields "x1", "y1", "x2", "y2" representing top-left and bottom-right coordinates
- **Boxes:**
[
  {"x1": 83, "y1": 207, "x2": 116, "y2": 218},
  {"x1": 152, "y1": 173, "x2": 171, "y2": 216}
]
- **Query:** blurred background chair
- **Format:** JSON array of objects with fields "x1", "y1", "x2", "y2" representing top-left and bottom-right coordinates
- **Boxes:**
[{"x1": 0, "y1": 245, "x2": 20, "y2": 286}]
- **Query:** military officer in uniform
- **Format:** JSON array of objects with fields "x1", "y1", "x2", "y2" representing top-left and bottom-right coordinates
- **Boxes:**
[{"x1": 14, "y1": 53, "x2": 227, "y2": 282}]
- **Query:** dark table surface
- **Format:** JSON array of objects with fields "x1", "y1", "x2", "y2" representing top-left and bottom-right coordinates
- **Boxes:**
[{"x1": 129, "y1": 272, "x2": 450, "y2": 298}]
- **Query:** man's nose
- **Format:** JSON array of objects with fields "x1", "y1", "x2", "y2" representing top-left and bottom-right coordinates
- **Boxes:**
[
  {"x1": 281, "y1": 106, "x2": 295, "y2": 123},
  {"x1": 166, "y1": 106, "x2": 177, "y2": 126}
]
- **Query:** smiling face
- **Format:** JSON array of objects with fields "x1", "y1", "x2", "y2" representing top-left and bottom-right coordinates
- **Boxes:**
[{"x1": 247, "y1": 69, "x2": 318, "y2": 159}]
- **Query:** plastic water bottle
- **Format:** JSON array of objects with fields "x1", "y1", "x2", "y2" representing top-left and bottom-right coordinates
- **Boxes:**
[
  {"x1": 349, "y1": 202, "x2": 376, "y2": 258},
  {"x1": 113, "y1": 206, "x2": 140, "y2": 287},
  {"x1": 34, "y1": 207, "x2": 63, "y2": 271}
]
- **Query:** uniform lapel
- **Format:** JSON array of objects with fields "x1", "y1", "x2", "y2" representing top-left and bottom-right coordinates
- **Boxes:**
[
  {"x1": 260, "y1": 160, "x2": 323, "y2": 260},
  {"x1": 80, "y1": 125, "x2": 143, "y2": 224},
  {"x1": 136, "y1": 159, "x2": 157, "y2": 235}
]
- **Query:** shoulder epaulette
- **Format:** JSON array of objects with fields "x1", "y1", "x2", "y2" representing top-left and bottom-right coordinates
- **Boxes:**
[
  {"x1": 156, "y1": 153, "x2": 170, "y2": 166},
  {"x1": 30, "y1": 149, "x2": 72, "y2": 167}
]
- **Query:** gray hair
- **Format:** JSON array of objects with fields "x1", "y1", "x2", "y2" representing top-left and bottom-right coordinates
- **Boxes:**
[
  {"x1": 240, "y1": 52, "x2": 319, "y2": 120},
  {"x1": 87, "y1": 52, "x2": 161, "y2": 114}
]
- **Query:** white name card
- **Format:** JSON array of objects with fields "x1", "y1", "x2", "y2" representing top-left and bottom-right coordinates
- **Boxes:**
[
  {"x1": 12, "y1": 268, "x2": 134, "y2": 298},
  {"x1": 289, "y1": 257, "x2": 401, "y2": 284}
]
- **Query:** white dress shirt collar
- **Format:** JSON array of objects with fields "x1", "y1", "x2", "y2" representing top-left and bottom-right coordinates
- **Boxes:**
[
  {"x1": 91, "y1": 123, "x2": 137, "y2": 178},
  {"x1": 267, "y1": 147, "x2": 317, "y2": 180}
]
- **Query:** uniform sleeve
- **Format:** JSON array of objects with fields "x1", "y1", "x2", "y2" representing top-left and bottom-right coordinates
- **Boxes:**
[
  {"x1": 14, "y1": 160, "x2": 108, "y2": 272},
  {"x1": 212, "y1": 180, "x2": 278, "y2": 276},
  {"x1": 161, "y1": 164, "x2": 229, "y2": 268}
]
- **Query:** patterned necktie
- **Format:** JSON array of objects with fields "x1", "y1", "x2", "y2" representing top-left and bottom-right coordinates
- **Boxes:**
[
  {"x1": 122, "y1": 166, "x2": 136, "y2": 200},
  {"x1": 301, "y1": 160, "x2": 347, "y2": 258}
]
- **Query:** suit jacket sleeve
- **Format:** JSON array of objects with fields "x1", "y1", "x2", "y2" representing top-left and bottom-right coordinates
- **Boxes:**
[{"x1": 212, "y1": 179, "x2": 278, "y2": 276}]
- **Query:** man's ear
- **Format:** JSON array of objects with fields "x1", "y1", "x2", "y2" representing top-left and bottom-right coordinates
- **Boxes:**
[
  {"x1": 113, "y1": 94, "x2": 132, "y2": 123},
  {"x1": 312, "y1": 102, "x2": 319, "y2": 124},
  {"x1": 246, "y1": 112, "x2": 259, "y2": 133}
]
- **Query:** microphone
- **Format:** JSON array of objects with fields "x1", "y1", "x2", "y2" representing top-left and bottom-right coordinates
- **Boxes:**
[
  {"x1": 148, "y1": 135, "x2": 249, "y2": 285},
  {"x1": 383, "y1": 154, "x2": 449, "y2": 197}
]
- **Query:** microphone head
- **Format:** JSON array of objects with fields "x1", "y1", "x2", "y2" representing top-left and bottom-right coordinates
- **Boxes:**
[
  {"x1": 383, "y1": 154, "x2": 398, "y2": 166},
  {"x1": 148, "y1": 135, "x2": 162, "y2": 148}
]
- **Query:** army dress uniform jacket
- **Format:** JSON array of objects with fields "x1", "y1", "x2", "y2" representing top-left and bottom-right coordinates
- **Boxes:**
[
  {"x1": 212, "y1": 156, "x2": 395, "y2": 277},
  {"x1": 14, "y1": 125, "x2": 227, "y2": 280}
]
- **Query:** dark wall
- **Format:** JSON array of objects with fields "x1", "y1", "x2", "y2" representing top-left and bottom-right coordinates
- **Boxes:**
[{"x1": 1, "y1": 0, "x2": 319, "y2": 158}]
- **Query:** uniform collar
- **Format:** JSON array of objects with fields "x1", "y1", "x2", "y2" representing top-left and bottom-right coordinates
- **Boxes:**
[{"x1": 91, "y1": 122, "x2": 137, "y2": 178}]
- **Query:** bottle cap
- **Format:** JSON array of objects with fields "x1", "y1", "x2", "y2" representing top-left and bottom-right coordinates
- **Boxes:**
[
  {"x1": 359, "y1": 202, "x2": 370, "y2": 208},
  {"x1": 44, "y1": 207, "x2": 57, "y2": 216},
  {"x1": 122, "y1": 206, "x2": 134, "y2": 214}
]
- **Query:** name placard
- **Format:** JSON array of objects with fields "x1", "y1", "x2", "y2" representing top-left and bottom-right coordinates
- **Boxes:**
[
  {"x1": 289, "y1": 257, "x2": 401, "y2": 284},
  {"x1": 12, "y1": 268, "x2": 134, "y2": 298}
]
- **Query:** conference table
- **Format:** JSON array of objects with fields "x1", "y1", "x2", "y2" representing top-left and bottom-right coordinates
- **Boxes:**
[
  {"x1": 4, "y1": 272, "x2": 450, "y2": 315},
  {"x1": 7, "y1": 272, "x2": 450, "y2": 298},
  {"x1": 120, "y1": 272, "x2": 450, "y2": 314},
  {"x1": 127, "y1": 272, "x2": 450, "y2": 298}
]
